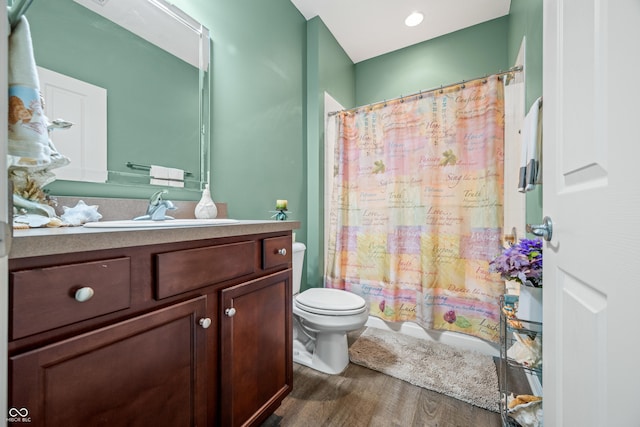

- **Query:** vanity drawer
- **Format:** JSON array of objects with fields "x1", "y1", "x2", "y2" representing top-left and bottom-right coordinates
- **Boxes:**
[
  {"x1": 262, "y1": 236, "x2": 292, "y2": 270},
  {"x1": 10, "y1": 257, "x2": 131, "y2": 340},
  {"x1": 156, "y1": 241, "x2": 256, "y2": 299}
]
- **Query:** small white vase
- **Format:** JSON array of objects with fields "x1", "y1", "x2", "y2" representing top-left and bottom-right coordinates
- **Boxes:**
[
  {"x1": 194, "y1": 184, "x2": 218, "y2": 219},
  {"x1": 518, "y1": 284, "x2": 542, "y2": 323}
]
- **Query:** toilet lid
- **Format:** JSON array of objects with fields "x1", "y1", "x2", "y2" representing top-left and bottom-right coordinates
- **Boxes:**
[{"x1": 295, "y1": 288, "x2": 366, "y2": 316}]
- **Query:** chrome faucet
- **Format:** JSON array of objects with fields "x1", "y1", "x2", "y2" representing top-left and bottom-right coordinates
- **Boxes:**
[{"x1": 134, "y1": 190, "x2": 176, "y2": 221}]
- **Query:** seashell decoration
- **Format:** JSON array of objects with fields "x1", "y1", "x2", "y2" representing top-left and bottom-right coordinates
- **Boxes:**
[
  {"x1": 60, "y1": 200, "x2": 103, "y2": 226},
  {"x1": 13, "y1": 214, "x2": 57, "y2": 229}
]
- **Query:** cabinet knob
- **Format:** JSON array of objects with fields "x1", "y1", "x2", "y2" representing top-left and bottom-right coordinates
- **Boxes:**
[
  {"x1": 74, "y1": 287, "x2": 95, "y2": 303},
  {"x1": 199, "y1": 317, "x2": 212, "y2": 329},
  {"x1": 225, "y1": 307, "x2": 236, "y2": 317},
  {"x1": 277, "y1": 248, "x2": 287, "y2": 256}
]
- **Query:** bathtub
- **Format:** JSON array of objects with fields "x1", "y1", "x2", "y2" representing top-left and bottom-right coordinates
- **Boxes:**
[{"x1": 364, "y1": 316, "x2": 500, "y2": 357}]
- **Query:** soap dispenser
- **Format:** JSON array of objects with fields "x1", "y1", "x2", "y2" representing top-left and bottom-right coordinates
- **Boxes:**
[{"x1": 195, "y1": 184, "x2": 218, "y2": 219}]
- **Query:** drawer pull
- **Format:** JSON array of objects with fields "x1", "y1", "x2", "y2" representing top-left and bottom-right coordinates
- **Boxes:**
[
  {"x1": 74, "y1": 287, "x2": 95, "y2": 303},
  {"x1": 277, "y1": 248, "x2": 287, "y2": 256},
  {"x1": 199, "y1": 317, "x2": 212, "y2": 329},
  {"x1": 225, "y1": 307, "x2": 236, "y2": 317}
]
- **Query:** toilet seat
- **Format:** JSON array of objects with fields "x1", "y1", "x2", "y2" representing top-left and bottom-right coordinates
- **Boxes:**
[{"x1": 295, "y1": 288, "x2": 366, "y2": 316}]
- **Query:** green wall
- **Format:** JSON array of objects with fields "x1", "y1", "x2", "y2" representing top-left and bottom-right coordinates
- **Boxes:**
[
  {"x1": 508, "y1": 0, "x2": 543, "y2": 111},
  {"x1": 355, "y1": 17, "x2": 509, "y2": 106},
  {"x1": 44, "y1": 0, "x2": 309, "y2": 223},
  {"x1": 179, "y1": 0, "x2": 306, "y2": 226},
  {"x1": 176, "y1": 1, "x2": 310, "y2": 288},
  {"x1": 507, "y1": 0, "x2": 544, "y2": 227},
  {"x1": 312, "y1": 10, "x2": 542, "y2": 286},
  {"x1": 304, "y1": 17, "x2": 355, "y2": 290},
  {"x1": 145, "y1": 0, "x2": 309, "y2": 226},
  {"x1": 27, "y1": 1, "x2": 543, "y2": 289},
  {"x1": 303, "y1": 16, "x2": 511, "y2": 290}
]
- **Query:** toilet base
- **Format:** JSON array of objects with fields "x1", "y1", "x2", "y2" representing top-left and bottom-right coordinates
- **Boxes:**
[{"x1": 293, "y1": 330, "x2": 350, "y2": 375}]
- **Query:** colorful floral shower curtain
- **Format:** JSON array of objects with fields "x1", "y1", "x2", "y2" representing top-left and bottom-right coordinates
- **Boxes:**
[{"x1": 325, "y1": 76, "x2": 505, "y2": 342}]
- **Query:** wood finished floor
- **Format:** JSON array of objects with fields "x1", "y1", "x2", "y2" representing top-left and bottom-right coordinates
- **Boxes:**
[{"x1": 261, "y1": 329, "x2": 503, "y2": 427}]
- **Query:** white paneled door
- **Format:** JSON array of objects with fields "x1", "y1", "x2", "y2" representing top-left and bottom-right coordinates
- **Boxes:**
[
  {"x1": 543, "y1": 0, "x2": 640, "y2": 425},
  {"x1": 37, "y1": 66, "x2": 107, "y2": 183}
]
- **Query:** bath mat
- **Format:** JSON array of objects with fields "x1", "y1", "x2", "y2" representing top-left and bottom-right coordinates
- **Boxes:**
[{"x1": 349, "y1": 327, "x2": 500, "y2": 412}]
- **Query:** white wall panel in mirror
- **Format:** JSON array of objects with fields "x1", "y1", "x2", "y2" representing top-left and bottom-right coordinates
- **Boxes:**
[{"x1": 37, "y1": 66, "x2": 107, "y2": 183}]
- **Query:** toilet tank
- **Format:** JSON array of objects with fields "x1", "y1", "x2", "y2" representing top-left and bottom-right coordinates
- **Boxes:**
[{"x1": 292, "y1": 242, "x2": 306, "y2": 294}]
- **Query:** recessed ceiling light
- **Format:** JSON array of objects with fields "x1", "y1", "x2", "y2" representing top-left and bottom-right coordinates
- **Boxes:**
[{"x1": 405, "y1": 11, "x2": 424, "y2": 27}]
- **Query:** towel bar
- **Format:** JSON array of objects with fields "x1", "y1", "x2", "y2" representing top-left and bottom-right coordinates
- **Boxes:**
[{"x1": 126, "y1": 162, "x2": 193, "y2": 176}]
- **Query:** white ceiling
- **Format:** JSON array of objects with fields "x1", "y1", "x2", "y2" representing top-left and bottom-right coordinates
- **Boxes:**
[{"x1": 290, "y1": 0, "x2": 511, "y2": 63}]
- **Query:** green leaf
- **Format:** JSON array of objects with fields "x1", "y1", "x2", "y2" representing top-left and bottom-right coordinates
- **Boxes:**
[
  {"x1": 454, "y1": 316, "x2": 472, "y2": 328},
  {"x1": 372, "y1": 160, "x2": 386, "y2": 174}
]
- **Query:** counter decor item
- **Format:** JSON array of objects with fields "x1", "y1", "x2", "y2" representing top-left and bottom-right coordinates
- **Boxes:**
[
  {"x1": 490, "y1": 238, "x2": 543, "y2": 322},
  {"x1": 194, "y1": 184, "x2": 218, "y2": 219},
  {"x1": 270, "y1": 199, "x2": 290, "y2": 221},
  {"x1": 60, "y1": 200, "x2": 103, "y2": 226},
  {"x1": 489, "y1": 238, "x2": 543, "y2": 288},
  {"x1": 518, "y1": 285, "x2": 542, "y2": 323}
]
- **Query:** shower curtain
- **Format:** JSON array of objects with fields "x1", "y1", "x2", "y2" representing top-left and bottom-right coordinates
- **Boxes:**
[{"x1": 325, "y1": 76, "x2": 505, "y2": 343}]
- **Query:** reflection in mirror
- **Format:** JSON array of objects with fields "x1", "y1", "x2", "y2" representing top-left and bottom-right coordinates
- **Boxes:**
[{"x1": 26, "y1": 0, "x2": 210, "y2": 191}]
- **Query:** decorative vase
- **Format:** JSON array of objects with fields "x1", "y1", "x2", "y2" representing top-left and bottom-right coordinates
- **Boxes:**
[
  {"x1": 194, "y1": 184, "x2": 218, "y2": 219},
  {"x1": 518, "y1": 283, "x2": 542, "y2": 323}
]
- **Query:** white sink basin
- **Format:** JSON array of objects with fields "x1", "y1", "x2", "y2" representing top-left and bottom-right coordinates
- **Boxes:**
[{"x1": 83, "y1": 218, "x2": 240, "y2": 228}]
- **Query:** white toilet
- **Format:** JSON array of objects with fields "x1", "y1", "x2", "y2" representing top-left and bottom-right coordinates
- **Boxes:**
[{"x1": 291, "y1": 242, "x2": 369, "y2": 374}]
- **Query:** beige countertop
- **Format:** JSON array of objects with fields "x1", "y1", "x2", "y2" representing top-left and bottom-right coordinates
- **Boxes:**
[{"x1": 9, "y1": 220, "x2": 301, "y2": 259}]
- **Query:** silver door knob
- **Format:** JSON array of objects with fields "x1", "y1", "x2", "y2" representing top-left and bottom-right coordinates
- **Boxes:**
[
  {"x1": 199, "y1": 318, "x2": 212, "y2": 329},
  {"x1": 526, "y1": 216, "x2": 553, "y2": 241},
  {"x1": 225, "y1": 307, "x2": 236, "y2": 317},
  {"x1": 277, "y1": 248, "x2": 287, "y2": 256},
  {"x1": 74, "y1": 287, "x2": 95, "y2": 302}
]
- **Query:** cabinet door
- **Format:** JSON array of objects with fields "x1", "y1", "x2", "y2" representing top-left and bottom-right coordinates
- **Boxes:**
[
  {"x1": 9, "y1": 297, "x2": 209, "y2": 427},
  {"x1": 220, "y1": 270, "x2": 292, "y2": 427}
]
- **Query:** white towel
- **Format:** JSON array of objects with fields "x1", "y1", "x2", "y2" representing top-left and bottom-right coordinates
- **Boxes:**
[
  {"x1": 150, "y1": 165, "x2": 185, "y2": 188},
  {"x1": 166, "y1": 167, "x2": 185, "y2": 188},
  {"x1": 518, "y1": 97, "x2": 542, "y2": 193},
  {"x1": 8, "y1": 16, "x2": 69, "y2": 186}
]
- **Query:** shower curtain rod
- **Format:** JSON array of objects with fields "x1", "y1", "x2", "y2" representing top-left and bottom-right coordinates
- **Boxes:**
[
  {"x1": 328, "y1": 65, "x2": 523, "y2": 117},
  {"x1": 8, "y1": 0, "x2": 34, "y2": 30}
]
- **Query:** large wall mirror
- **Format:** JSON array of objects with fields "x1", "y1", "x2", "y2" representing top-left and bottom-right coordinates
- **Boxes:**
[{"x1": 25, "y1": 0, "x2": 210, "y2": 192}]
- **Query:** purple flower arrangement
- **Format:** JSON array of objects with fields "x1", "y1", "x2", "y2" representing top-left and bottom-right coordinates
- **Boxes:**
[{"x1": 489, "y1": 238, "x2": 543, "y2": 288}]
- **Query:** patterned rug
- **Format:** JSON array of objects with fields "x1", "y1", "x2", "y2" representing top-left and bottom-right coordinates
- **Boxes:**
[{"x1": 349, "y1": 327, "x2": 500, "y2": 412}]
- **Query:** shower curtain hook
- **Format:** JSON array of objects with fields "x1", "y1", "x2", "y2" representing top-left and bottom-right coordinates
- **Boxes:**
[
  {"x1": 461, "y1": 80, "x2": 466, "y2": 89},
  {"x1": 418, "y1": 90, "x2": 423, "y2": 99},
  {"x1": 439, "y1": 86, "x2": 443, "y2": 94},
  {"x1": 400, "y1": 95, "x2": 404, "y2": 103}
]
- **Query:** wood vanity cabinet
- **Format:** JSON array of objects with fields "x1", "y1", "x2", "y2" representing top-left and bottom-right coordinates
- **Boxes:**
[
  {"x1": 10, "y1": 297, "x2": 209, "y2": 427},
  {"x1": 8, "y1": 231, "x2": 294, "y2": 427},
  {"x1": 220, "y1": 270, "x2": 292, "y2": 427}
]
